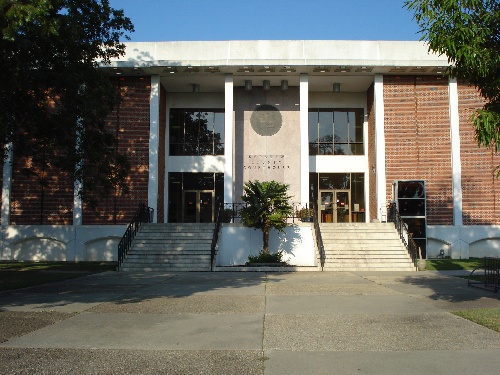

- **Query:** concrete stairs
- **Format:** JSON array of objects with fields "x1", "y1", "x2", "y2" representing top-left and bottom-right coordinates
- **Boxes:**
[
  {"x1": 119, "y1": 223, "x2": 214, "y2": 272},
  {"x1": 320, "y1": 223, "x2": 416, "y2": 271}
]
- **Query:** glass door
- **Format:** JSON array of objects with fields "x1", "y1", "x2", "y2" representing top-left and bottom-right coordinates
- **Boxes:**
[
  {"x1": 319, "y1": 190, "x2": 350, "y2": 223},
  {"x1": 183, "y1": 190, "x2": 214, "y2": 223},
  {"x1": 334, "y1": 190, "x2": 350, "y2": 223}
]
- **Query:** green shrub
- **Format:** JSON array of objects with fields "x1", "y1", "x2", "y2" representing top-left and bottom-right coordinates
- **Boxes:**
[{"x1": 248, "y1": 250, "x2": 284, "y2": 264}]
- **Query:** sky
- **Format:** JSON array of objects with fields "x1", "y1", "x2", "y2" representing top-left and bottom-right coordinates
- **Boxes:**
[{"x1": 108, "y1": 0, "x2": 423, "y2": 42}]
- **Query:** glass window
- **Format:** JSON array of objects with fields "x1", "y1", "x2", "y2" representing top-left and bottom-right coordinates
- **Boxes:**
[
  {"x1": 318, "y1": 111, "x2": 333, "y2": 155},
  {"x1": 319, "y1": 173, "x2": 350, "y2": 190},
  {"x1": 334, "y1": 111, "x2": 348, "y2": 143},
  {"x1": 309, "y1": 108, "x2": 364, "y2": 156},
  {"x1": 170, "y1": 109, "x2": 224, "y2": 156}
]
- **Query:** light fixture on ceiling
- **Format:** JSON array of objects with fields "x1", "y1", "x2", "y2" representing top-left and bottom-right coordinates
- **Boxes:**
[
  {"x1": 281, "y1": 80, "x2": 288, "y2": 90},
  {"x1": 263, "y1": 80, "x2": 270, "y2": 91},
  {"x1": 245, "y1": 80, "x2": 252, "y2": 91},
  {"x1": 192, "y1": 84, "x2": 200, "y2": 93},
  {"x1": 333, "y1": 83, "x2": 341, "y2": 93}
]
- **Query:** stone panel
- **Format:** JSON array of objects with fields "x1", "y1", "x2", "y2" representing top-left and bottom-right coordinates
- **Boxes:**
[{"x1": 234, "y1": 86, "x2": 301, "y2": 202}]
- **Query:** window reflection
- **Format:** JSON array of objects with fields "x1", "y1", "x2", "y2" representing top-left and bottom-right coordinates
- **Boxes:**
[
  {"x1": 308, "y1": 109, "x2": 364, "y2": 155},
  {"x1": 170, "y1": 109, "x2": 225, "y2": 156}
]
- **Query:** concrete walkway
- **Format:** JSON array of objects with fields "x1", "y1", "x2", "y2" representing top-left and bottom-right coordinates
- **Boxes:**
[{"x1": 1, "y1": 270, "x2": 499, "y2": 374}]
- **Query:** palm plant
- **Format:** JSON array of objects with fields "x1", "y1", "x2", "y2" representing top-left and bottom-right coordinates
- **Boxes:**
[{"x1": 240, "y1": 180, "x2": 294, "y2": 254}]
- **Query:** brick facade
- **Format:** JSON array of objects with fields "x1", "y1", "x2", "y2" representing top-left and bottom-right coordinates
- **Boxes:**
[
  {"x1": 83, "y1": 76, "x2": 151, "y2": 224},
  {"x1": 384, "y1": 75, "x2": 453, "y2": 225},
  {"x1": 10, "y1": 155, "x2": 73, "y2": 225},
  {"x1": 458, "y1": 82, "x2": 500, "y2": 225}
]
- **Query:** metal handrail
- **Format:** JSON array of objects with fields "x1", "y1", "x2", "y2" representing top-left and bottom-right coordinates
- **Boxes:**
[
  {"x1": 468, "y1": 257, "x2": 500, "y2": 292},
  {"x1": 117, "y1": 203, "x2": 154, "y2": 270},
  {"x1": 210, "y1": 204, "x2": 223, "y2": 271},
  {"x1": 312, "y1": 202, "x2": 325, "y2": 270},
  {"x1": 387, "y1": 202, "x2": 420, "y2": 267}
]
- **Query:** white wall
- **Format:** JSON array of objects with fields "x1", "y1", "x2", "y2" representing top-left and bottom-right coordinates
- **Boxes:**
[
  {"x1": 427, "y1": 225, "x2": 500, "y2": 259},
  {"x1": 217, "y1": 223, "x2": 316, "y2": 266},
  {"x1": 0, "y1": 225, "x2": 126, "y2": 262}
]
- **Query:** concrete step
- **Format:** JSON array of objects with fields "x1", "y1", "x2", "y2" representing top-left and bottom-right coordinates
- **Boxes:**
[
  {"x1": 120, "y1": 223, "x2": 214, "y2": 272},
  {"x1": 326, "y1": 254, "x2": 411, "y2": 259},
  {"x1": 318, "y1": 222, "x2": 415, "y2": 272},
  {"x1": 323, "y1": 266, "x2": 416, "y2": 272},
  {"x1": 121, "y1": 265, "x2": 211, "y2": 272}
]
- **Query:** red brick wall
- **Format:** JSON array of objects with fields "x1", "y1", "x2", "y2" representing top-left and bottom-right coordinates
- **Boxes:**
[
  {"x1": 83, "y1": 76, "x2": 150, "y2": 224},
  {"x1": 458, "y1": 82, "x2": 500, "y2": 225},
  {"x1": 367, "y1": 83, "x2": 377, "y2": 221},
  {"x1": 157, "y1": 85, "x2": 166, "y2": 223},
  {"x1": 10, "y1": 156, "x2": 73, "y2": 225},
  {"x1": 384, "y1": 75, "x2": 453, "y2": 225}
]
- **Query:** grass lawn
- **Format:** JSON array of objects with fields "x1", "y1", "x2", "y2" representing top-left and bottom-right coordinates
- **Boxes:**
[
  {"x1": 453, "y1": 308, "x2": 500, "y2": 333},
  {"x1": 425, "y1": 258, "x2": 484, "y2": 271},
  {"x1": 0, "y1": 261, "x2": 116, "y2": 292}
]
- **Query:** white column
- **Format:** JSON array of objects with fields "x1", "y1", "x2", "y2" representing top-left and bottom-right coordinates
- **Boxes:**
[
  {"x1": 300, "y1": 74, "x2": 310, "y2": 205},
  {"x1": 374, "y1": 75, "x2": 387, "y2": 221},
  {"x1": 449, "y1": 77, "x2": 463, "y2": 226},
  {"x1": 224, "y1": 74, "x2": 234, "y2": 204},
  {"x1": 1, "y1": 143, "x2": 13, "y2": 226},
  {"x1": 148, "y1": 75, "x2": 160, "y2": 222}
]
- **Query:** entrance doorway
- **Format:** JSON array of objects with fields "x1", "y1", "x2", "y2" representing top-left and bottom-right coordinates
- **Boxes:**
[
  {"x1": 319, "y1": 190, "x2": 350, "y2": 223},
  {"x1": 183, "y1": 191, "x2": 214, "y2": 223}
]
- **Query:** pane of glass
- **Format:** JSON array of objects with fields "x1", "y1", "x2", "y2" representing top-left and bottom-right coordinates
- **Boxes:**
[
  {"x1": 184, "y1": 191, "x2": 197, "y2": 223},
  {"x1": 319, "y1": 173, "x2": 350, "y2": 190},
  {"x1": 398, "y1": 198, "x2": 425, "y2": 216},
  {"x1": 183, "y1": 173, "x2": 214, "y2": 190},
  {"x1": 319, "y1": 142, "x2": 333, "y2": 155},
  {"x1": 183, "y1": 111, "x2": 199, "y2": 155},
  {"x1": 336, "y1": 191, "x2": 349, "y2": 223},
  {"x1": 398, "y1": 181, "x2": 425, "y2": 198},
  {"x1": 320, "y1": 191, "x2": 334, "y2": 223},
  {"x1": 214, "y1": 112, "x2": 225, "y2": 155},
  {"x1": 334, "y1": 143, "x2": 350, "y2": 155},
  {"x1": 350, "y1": 143, "x2": 364, "y2": 155},
  {"x1": 198, "y1": 111, "x2": 213, "y2": 147},
  {"x1": 309, "y1": 143, "x2": 319, "y2": 155},
  {"x1": 199, "y1": 192, "x2": 213, "y2": 223},
  {"x1": 308, "y1": 111, "x2": 318, "y2": 143},
  {"x1": 318, "y1": 111, "x2": 333, "y2": 142},
  {"x1": 169, "y1": 109, "x2": 184, "y2": 155},
  {"x1": 351, "y1": 173, "x2": 365, "y2": 212},
  {"x1": 350, "y1": 110, "x2": 364, "y2": 143},
  {"x1": 168, "y1": 172, "x2": 182, "y2": 223},
  {"x1": 404, "y1": 218, "x2": 427, "y2": 238},
  {"x1": 334, "y1": 111, "x2": 348, "y2": 143},
  {"x1": 214, "y1": 111, "x2": 224, "y2": 136}
]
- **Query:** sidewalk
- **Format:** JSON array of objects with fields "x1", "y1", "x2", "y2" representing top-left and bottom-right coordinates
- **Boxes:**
[{"x1": 1, "y1": 271, "x2": 499, "y2": 374}]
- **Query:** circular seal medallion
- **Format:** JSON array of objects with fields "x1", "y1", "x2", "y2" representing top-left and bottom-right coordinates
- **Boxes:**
[{"x1": 250, "y1": 104, "x2": 282, "y2": 136}]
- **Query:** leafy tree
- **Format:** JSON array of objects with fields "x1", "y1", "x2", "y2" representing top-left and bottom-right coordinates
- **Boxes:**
[
  {"x1": 405, "y1": 0, "x2": 500, "y2": 153},
  {"x1": 0, "y1": 0, "x2": 134, "y2": 207},
  {"x1": 240, "y1": 180, "x2": 294, "y2": 254}
]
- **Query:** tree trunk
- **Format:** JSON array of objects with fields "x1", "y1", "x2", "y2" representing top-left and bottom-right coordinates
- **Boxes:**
[{"x1": 262, "y1": 224, "x2": 270, "y2": 254}]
